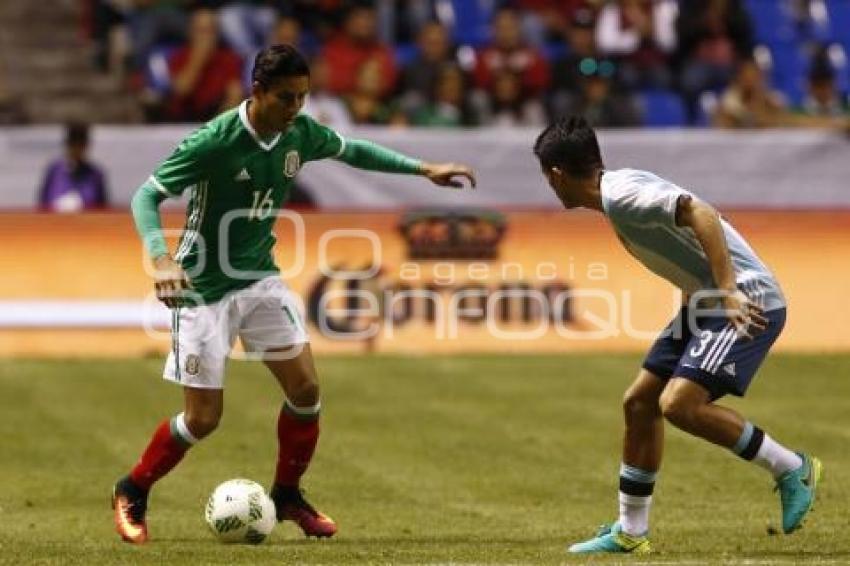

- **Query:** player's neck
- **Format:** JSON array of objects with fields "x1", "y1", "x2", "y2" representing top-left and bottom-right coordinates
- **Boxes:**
[
  {"x1": 576, "y1": 174, "x2": 604, "y2": 212},
  {"x1": 246, "y1": 99, "x2": 277, "y2": 139},
  {"x1": 580, "y1": 186, "x2": 603, "y2": 211}
]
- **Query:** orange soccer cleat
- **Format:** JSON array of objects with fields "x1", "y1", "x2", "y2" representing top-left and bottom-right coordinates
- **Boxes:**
[
  {"x1": 270, "y1": 485, "x2": 337, "y2": 538},
  {"x1": 111, "y1": 476, "x2": 149, "y2": 544}
]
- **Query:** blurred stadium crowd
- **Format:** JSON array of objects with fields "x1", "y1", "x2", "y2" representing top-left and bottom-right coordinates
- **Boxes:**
[{"x1": 4, "y1": 0, "x2": 850, "y2": 129}]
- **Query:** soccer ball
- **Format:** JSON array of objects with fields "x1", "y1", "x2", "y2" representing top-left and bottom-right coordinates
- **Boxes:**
[{"x1": 205, "y1": 479, "x2": 276, "y2": 544}]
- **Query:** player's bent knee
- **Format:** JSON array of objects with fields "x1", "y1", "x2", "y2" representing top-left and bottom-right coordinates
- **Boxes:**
[
  {"x1": 184, "y1": 411, "x2": 221, "y2": 439},
  {"x1": 287, "y1": 379, "x2": 320, "y2": 407},
  {"x1": 623, "y1": 391, "x2": 657, "y2": 420},
  {"x1": 623, "y1": 387, "x2": 661, "y2": 422},
  {"x1": 659, "y1": 392, "x2": 695, "y2": 429}
]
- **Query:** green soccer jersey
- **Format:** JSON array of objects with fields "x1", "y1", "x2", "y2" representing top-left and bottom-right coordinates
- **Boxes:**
[
  {"x1": 132, "y1": 99, "x2": 424, "y2": 305},
  {"x1": 149, "y1": 101, "x2": 345, "y2": 303}
]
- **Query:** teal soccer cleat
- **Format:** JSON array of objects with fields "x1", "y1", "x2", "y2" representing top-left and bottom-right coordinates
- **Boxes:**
[
  {"x1": 776, "y1": 453, "x2": 823, "y2": 534},
  {"x1": 567, "y1": 522, "x2": 651, "y2": 554}
]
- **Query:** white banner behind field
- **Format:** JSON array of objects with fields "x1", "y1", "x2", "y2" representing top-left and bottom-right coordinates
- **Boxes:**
[
  {"x1": 1, "y1": 126, "x2": 848, "y2": 209},
  {"x1": 0, "y1": 301, "x2": 170, "y2": 328}
]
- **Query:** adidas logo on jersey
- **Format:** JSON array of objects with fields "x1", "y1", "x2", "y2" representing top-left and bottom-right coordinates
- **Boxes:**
[
  {"x1": 234, "y1": 168, "x2": 251, "y2": 182},
  {"x1": 722, "y1": 362, "x2": 736, "y2": 376}
]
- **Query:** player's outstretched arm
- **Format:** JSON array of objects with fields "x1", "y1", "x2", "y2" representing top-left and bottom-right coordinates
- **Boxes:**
[
  {"x1": 335, "y1": 138, "x2": 476, "y2": 189},
  {"x1": 130, "y1": 182, "x2": 190, "y2": 308},
  {"x1": 419, "y1": 161, "x2": 477, "y2": 189},
  {"x1": 675, "y1": 195, "x2": 767, "y2": 338}
]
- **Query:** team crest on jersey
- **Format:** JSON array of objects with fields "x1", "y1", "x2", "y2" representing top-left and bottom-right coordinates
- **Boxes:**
[
  {"x1": 185, "y1": 354, "x2": 201, "y2": 376},
  {"x1": 283, "y1": 150, "x2": 300, "y2": 178}
]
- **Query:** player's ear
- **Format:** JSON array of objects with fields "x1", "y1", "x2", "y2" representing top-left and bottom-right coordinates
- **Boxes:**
[{"x1": 251, "y1": 81, "x2": 265, "y2": 98}]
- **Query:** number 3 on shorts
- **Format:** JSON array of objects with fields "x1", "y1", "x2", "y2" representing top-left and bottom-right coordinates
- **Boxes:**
[{"x1": 689, "y1": 330, "x2": 713, "y2": 357}]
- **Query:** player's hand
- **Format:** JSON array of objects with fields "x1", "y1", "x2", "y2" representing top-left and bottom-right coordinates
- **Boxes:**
[
  {"x1": 722, "y1": 289, "x2": 768, "y2": 340},
  {"x1": 153, "y1": 254, "x2": 191, "y2": 309},
  {"x1": 420, "y1": 162, "x2": 477, "y2": 189}
]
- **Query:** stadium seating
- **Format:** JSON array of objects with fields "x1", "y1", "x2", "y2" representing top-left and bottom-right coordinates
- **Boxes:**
[
  {"x1": 827, "y1": 43, "x2": 850, "y2": 93},
  {"x1": 438, "y1": 0, "x2": 495, "y2": 46},
  {"x1": 639, "y1": 90, "x2": 687, "y2": 127},
  {"x1": 765, "y1": 41, "x2": 849, "y2": 106},
  {"x1": 744, "y1": 0, "x2": 799, "y2": 45},
  {"x1": 133, "y1": 0, "x2": 849, "y2": 129},
  {"x1": 540, "y1": 42, "x2": 567, "y2": 64},
  {"x1": 393, "y1": 43, "x2": 419, "y2": 67},
  {"x1": 765, "y1": 42, "x2": 809, "y2": 105},
  {"x1": 826, "y1": 0, "x2": 850, "y2": 45}
]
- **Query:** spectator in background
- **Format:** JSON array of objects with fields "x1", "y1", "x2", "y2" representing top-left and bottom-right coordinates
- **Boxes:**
[
  {"x1": 511, "y1": 0, "x2": 598, "y2": 46},
  {"x1": 714, "y1": 58, "x2": 787, "y2": 128},
  {"x1": 783, "y1": 49, "x2": 850, "y2": 130},
  {"x1": 163, "y1": 8, "x2": 243, "y2": 122},
  {"x1": 677, "y1": 0, "x2": 754, "y2": 121},
  {"x1": 556, "y1": 62, "x2": 642, "y2": 127},
  {"x1": 373, "y1": 0, "x2": 437, "y2": 44},
  {"x1": 550, "y1": 7, "x2": 634, "y2": 122},
  {"x1": 399, "y1": 21, "x2": 459, "y2": 117},
  {"x1": 474, "y1": 7, "x2": 551, "y2": 98},
  {"x1": 242, "y1": 15, "x2": 303, "y2": 90},
  {"x1": 0, "y1": 73, "x2": 26, "y2": 124},
  {"x1": 89, "y1": 0, "x2": 130, "y2": 77},
  {"x1": 217, "y1": 0, "x2": 279, "y2": 61},
  {"x1": 551, "y1": 8, "x2": 601, "y2": 95},
  {"x1": 302, "y1": 56, "x2": 353, "y2": 129},
  {"x1": 411, "y1": 64, "x2": 476, "y2": 127},
  {"x1": 125, "y1": 0, "x2": 188, "y2": 71},
  {"x1": 321, "y1": 5, "x2": 398, "y2": 98},
  {"x1": 38, "y1": 123, "x2": 109, "y2": 212},
  {"x1": 797, "y1": 50, "x2": 849, "y2": 119},
  {"x1": 477, "y1": 70, "x2": 547, "y2": 127},
  {"x1": 346, "y1": 58, "x2": 407, "y2": 126},
  {"x1": 269, "y1": 16, "x2": 303, "y2": 52},
  {"x1": 596, "y1": 0, "x2": 678, "y2": 90},
  {"x1": 283, "y1": 0, "x2": 346, "y2": 42}
]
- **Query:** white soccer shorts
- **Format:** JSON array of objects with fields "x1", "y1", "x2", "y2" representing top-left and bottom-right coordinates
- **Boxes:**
[{"x1": 163, "y1": 276, "x2": 309, "y2": 389}]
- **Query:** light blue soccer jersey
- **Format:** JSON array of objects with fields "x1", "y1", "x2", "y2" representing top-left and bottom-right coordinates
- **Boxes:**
[{"x1": 600, "y1": 168, "x2": 785, "y2": 311}]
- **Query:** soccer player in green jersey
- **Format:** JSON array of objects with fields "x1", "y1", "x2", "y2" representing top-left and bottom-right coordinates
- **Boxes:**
[{"x1": 112, "y1": 44, "x2": 476, "y2": 544}]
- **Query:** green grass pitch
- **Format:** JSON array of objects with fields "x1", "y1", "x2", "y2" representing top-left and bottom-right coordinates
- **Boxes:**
[{"x1": 1, "y1": 354, "x2": 848, "y2": 564}]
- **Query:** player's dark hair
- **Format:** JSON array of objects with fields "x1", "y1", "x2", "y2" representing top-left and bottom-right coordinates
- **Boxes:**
[
  {"x1": 533, "y1": 116, "x2": 603, "y2": 179},
  {"x1": 252, "y1": 44, "x2": 310, "y2": 88}
]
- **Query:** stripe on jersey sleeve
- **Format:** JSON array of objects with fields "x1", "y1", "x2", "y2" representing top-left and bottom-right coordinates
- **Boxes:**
[{"x1": 149, "y1": 175, "x2": 180, "y2": 197}]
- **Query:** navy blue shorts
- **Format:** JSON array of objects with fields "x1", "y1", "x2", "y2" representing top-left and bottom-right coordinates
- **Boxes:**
[{"x1": 642, "y1": 307, "x2": 786, "y2": 400}]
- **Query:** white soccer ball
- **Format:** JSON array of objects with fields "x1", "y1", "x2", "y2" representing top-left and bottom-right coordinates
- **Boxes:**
[{"x1": 205, "y1": 479, "x2": 276, "y2": 544}]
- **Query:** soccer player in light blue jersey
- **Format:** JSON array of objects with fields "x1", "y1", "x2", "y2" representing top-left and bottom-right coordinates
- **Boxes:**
[{"x1": 534, "y1": 116, "x2": 821, "y2": 554}]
